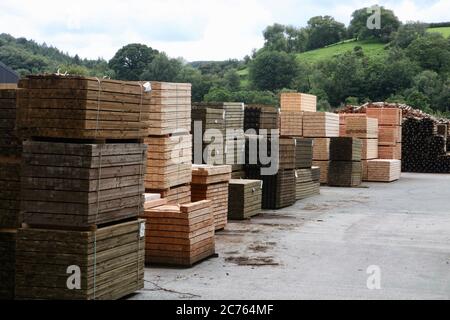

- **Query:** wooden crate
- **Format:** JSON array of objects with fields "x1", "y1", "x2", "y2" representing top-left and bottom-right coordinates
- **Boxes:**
[
  {"x1": 379, "y1": 126, "x2": 402, "y2": 146},
  {"x1": 15, "y1": 219, "x2": 145, "y2": 300},
  {"x1": 303, "y1": 112, "x2": 339, "y2": 138},
  {"x1": 328, "y1": 161, "x2": 362, "y2": 187},
  {"x1": 295, "y1": 169, "x2": 320, "y2": 200},
  {"x1": 0, "y1": 156, "x2": 22, "y2": 229},
  {"x1": 0, "y1": 230, "x2": 16, "y2": 300},
  {"x1": 144, "y1": 134, "x2": 192, "y2": 189},
  {"x1": 361, "y1": 139, "x2": 379, "y2": 160},
  {"x1": 21, "y1": 141, "x2": 147, "y2": 228},
  {"x1": 312, "y1": 160, "x2": 330, "y2": 184},
  {"x1": 17, "y1": 75, "x2": 156, "y2": 140},
  {"x1": 228, "y1": 179, "x2": 262, "y2": 220},
  {"x1": 367, "y1": 160, "x2": 401, "y2": 182},
  {"x1": 345, "y1": 117, "x2": 379, "y2": 139},
  {"x1": 366, "y1": 108, "x2": 402, "y2": 126},
  {"x1": 280, "y1": 93, "x2": 317, "y2": 112},
  {"x1": 379, "y1": 143, "x2": 402, "y2": 160},
  {"x1": 312, "y1": 138, "x2": 330, "y2": 161},
  {"x1": 280, "y1": 112, "x2": 303, "y2": 137},
  {"x1": 330, "y1": 137, "x2": 362, "y2": 162},
  {"x1": 0, "y1": 89, "x2": 21, "y2": 157},
  {"x1": 141, "y1": 200, "x2": 215, "y2": 267}
]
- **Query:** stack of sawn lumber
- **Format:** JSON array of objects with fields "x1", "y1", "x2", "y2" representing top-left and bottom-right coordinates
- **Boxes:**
[
  {"x1": 294, "y1": 138, "x2": 319, "y2": 200},
  {"x1": 244, "y1": 105, "x2": 279, "y2": 136},
  {"x1": 15, "y1": 75, "x2": 147, "y2": 300},
  {"x1": 144, "y1": 82, "x2": 192, "y2": 205},
  {"x1": 141, "y1": 199, "x2": 215, "y2": 267},
  {"x1": 228, "y1": 179, "x2": 262, "y2": 220},
  {"x1": 279, "y1": 92, "x2": 317, "y2": 137},
  {"x1": 191, "y1": 165, "x2": 232, "y2": 230},
  {"x1": 328, "y1": 138, "x2": 362, "y2": 187}
]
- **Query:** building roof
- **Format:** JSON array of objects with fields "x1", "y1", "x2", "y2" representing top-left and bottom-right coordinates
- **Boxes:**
[{"x1": 0, "y1": 61, "x2": 20, "y2": 84}]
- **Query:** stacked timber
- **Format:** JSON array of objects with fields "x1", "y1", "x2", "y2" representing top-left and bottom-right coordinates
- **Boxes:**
[
  {"x1": 15, "y1": 75, "x2": 147, "y2": 300},
  {"x1": 344, "y1": 116, "x2": 379, "y2": 180},
  {"x1": 141, "y1": 200, "x2": 215, "y2": 267},
  {"x1": 0, "y1": 89, "x2": 21, "y2": 156},
  {"x1": 0, "y1": 156, "x2": 21, "y2": 229},
  {"x1": 304, "y1": 112, "x2": 339, "y2": 185},
  {"x1": 295, "y1": 169, "x2": 320, "y2": 201},
  {"x1": 244, "y1": 105, "x2": 279, "y2": 136},
  {"x1": 16, "y1": 75, "x2": 152, "y2": 139},
  {"x1": 280, "y1": 93, "x2": 317, "y2": 112},
  {"x1": 366, "y1": 108, "x2": 402, "y2": 160},
  {"x1": 15, "y1": 220, "x2": 145, "y2": 300},
  {"x1": 279, "y1": 112, "x2": 303, "y2": 138},
  {"x1": 294, "y1": 138, "x2": 313, "y2": 169},
  {"x1": 191, "y1": 165, "x2": 232, "y2": 230},
  {"x1": 402, "y1": 118, "x2": 450, "y2": 173},
  {"x1": 145, "y1": 82, "x2": 192, "y2": 205},
  {"x1": 339, "y1": 113, "x2": 366, "y2": 137},
  {"x1": 228, "y1": 179, "x2": 262, "y2": 220},
  {"x1": 328, "y1": 138, "x2": 362, "y2": 187},
  {"x1": 367, "y1": 160, "x2": 402, "y2": 182},
  {"x1": 0, "y1": 230, "x2": 16, "y2": 300}
]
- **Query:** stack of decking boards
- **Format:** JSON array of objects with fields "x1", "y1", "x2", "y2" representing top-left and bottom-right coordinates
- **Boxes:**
[
  {"x1": 145, "y1": 82, "x2": 192, "y2": 205},
  {"x1": 14, "y1": 75, "x2": 147, "y2": 300},
  {"x1": 402, "y1": 117, "x2": 450, "y2": 173},
  {"x1": 342, "y1": 115, "x2": 379, "y2": 180},
  {"x1": 140, "y1": 198, "x2": 215, "y2": 267},
  {"x1": 328, "y1": 138, "x2": 363, "y2": 187},
  {"x1": 191, "y1": 165, "x2": 231, "y2": 230},
  {"x1": 0, "y1": 86, "x2": 21, "y2": 300}
]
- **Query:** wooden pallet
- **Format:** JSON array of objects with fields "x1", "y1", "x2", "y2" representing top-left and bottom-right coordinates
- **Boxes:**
[
  {"x1": 280, "y1": 93, "x2": 317, "y2": 112},
  {"x1": 15, "y1": 219, "x2": 145, "y2": 300},
  {"x1": 21, "y1": 141, "x2": 147, "y2": 228},
  {"x1": 141, "y1": 200, "x2": 215, "y2": 267},
  {"x1": 303, "y1": 112, "x2": 339, "y2": 138},
  {"x1": 0, "y1": 229, "x2": 16, "y2": 300},
  {"x1": 367, "y1": 160, "x2": 401, "y2": 182},
  {"x1": 0, "y1": 156, "x2": 22, "y2": 229},
  {"x1": 345, "y1": 117, "x2": 379, "y2": 139},
  {"x1": 228, "y1": 179, "x2": 262, "y2": 220}
]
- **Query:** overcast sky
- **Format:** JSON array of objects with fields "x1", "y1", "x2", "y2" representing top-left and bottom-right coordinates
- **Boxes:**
[{"x1": 0, "y1": 0, "x2": 448, "y2": 61}]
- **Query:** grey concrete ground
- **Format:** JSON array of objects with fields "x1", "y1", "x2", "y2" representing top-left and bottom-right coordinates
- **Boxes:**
[{"x1": 132, "y1": 173, "x2": 450, "y2": 300}]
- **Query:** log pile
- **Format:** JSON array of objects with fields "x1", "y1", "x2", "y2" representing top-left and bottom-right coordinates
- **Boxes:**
[
  {"x1": 328, "y1": 138, "x2": 362, "y2": 187},
  {"x1": 15, "y1": 220, "x2": 145, "y2": 300},
  {"x1": 402, "y1": 118, "x2": 450, "y2": 173},
  {"x1": 191, "y1": 165, "x2": 232, "y2": 230},
  {"x1": 141, "y1": 200, "x2": 215, "y2": 267},
  {"x1": 367, "y1": 160, "x2": 402, "y2": 182},
  {"x1": 228, "y1": 179, "x2": 263, "y2": 220}
]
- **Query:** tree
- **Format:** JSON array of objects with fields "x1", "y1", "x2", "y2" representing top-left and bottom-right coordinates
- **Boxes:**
[
  {"x1": 204, "y1": 87, "x2": 233, "y2": 102},
  {"x1": 348, "y1": 6, "x2": 400, "y2": 42},
  {"x1": 249, "y1": 50, "x2": 298, "y2": 91},
  {"x1": 224, "y1": 69, "x2": 241, "y2": 91},
  {"x1": 109, "y1": 44, "x2": 159, "y2": 80},
  {"x1": 263, "y1": 24, "x2": 288, "y2": 52},
  {"x1": 406, "y1": 33, "x2": 450, "y2": 73},
  {"x1": 390, "y1": 22, "x2": 427, "y2": 49},
  {"x1": 140, "y1": 53, "x2": 182, "y2": 82},
  {"x1": 306, "y1": 16, "x2": 346, "y2": 50}
]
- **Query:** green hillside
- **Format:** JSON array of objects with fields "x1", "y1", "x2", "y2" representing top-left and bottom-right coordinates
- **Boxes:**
[
  {"x1": 427, "y1": 27, "x2": 450, "y2": 38},
  {"x1": 296, "y1": 40, "x2": 386, "y2": 64}
]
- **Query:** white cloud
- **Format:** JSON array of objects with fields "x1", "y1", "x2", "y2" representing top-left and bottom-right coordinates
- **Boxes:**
[{"x1": 0, "y1": 0, "x2": 448, "y2": 61}]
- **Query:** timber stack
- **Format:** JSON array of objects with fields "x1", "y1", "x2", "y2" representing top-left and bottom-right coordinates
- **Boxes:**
[
  {"x1": 191, "y1": 165, "x2": 232, "y2": 231},
  {"x1": 294, "y1": 138, "x2": 320, "y2": 200},
  {"x1": 244, "y1": 105, "x2": 279, "y2": 136},
  {"x1": 328, "y1": 137, "x2": 363, "y2": 187},
  {"x1": 0, "y1": 87, "x2": 21, "y2": 300},
  {"x1": 141, "y1": 199, "x2": 215, "y2": 267},
  {"x1": 228, "y1": 179, "x2": 263, "y2": 220},
  {"x1": 15, "y1": 75, "x2": 147, "y2": 300},
  {"x1": 367, "y1": 160, "x2": 402, "y2": 182},
  {"x1": 145, "y1": 82, "x2": 192, "y2": 205}
]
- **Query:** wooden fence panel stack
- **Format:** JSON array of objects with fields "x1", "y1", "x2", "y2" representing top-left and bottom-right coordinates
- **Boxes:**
[
  {"x1": 304, "y1": 112, "x2": 339, "y2": 185},
  {"x1": 402, "y1": 118, "x2": 450, "y2": 173},
  {"x1": 145, "y1": 82, "x2": 192, "y2": 205},
  {"x1": 15, "y1": 75, "x2": 147, "y2": 300},
  {"x1": 0, "y1": 87, "x2": 21, "y2": 300},
  {"x1": 328, "y1": 138, "x2": 362, "y2": 187},
  {"x1": 191, "y1": 165, "x2": 231, "y2": 231},
  {"x1": 141, "y1": 200, "x2": 215, "y2": 267},
  {"x1": 366, "y1": 108, "x2": 402, "y2": 160},
  {"x1": 344, "y1": 117, "x2": 379, "y2": 180},
  {"x1": 367, "y1": 160, "x2": 401, "y2": 182},
  {"x1": 228, "y1": 179, "x2": 262, "y2": 220}
]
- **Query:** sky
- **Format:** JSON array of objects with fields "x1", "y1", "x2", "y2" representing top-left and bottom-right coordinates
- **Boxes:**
[{"x1": 0, "y1": 0, "x2": 448, "y2": 62}]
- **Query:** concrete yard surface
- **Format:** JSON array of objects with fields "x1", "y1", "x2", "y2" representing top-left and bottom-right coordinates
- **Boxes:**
[{"x1": 131, "y1": 173, "x2": 450, "y2": 300}]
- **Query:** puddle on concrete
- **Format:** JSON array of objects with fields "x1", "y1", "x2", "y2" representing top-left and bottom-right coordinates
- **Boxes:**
[{"x1": 225, "y1": 256, "x2": 280, "y2": 267}]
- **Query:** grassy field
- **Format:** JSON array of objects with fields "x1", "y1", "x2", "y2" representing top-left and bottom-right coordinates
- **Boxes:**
[
  {"x1": 427, "y1": 27, "x2": 450, "y2": 38},
  {"x1": 296, "y1": 40, "x2": 387, "y2": 64}
]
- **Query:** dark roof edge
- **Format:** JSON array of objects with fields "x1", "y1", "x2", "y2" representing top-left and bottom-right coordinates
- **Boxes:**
[{"x1": 0, "y1": 61, "x2": 20, "y2": 78}]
